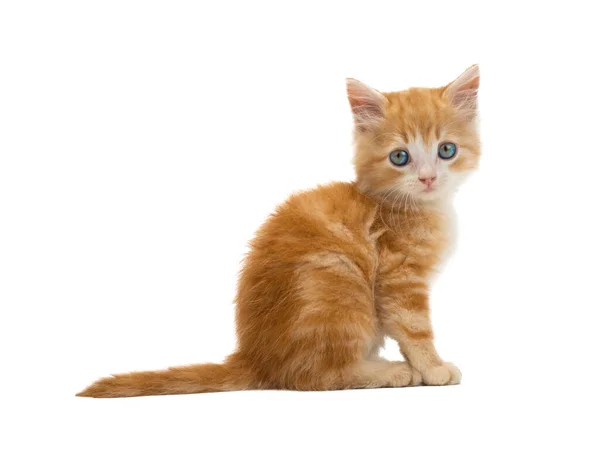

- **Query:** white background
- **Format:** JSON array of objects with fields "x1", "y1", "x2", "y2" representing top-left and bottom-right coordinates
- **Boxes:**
[{"x1": 1, "y1": 1, "x2": 599, "y2": 450}]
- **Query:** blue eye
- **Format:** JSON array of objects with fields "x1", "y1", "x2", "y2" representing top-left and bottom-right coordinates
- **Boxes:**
[
  {"x1": 438, "y1": 142, "x2": 457, "y2": 160},
  {"x1": 389, "y1": 149, "x2": 410, "y2": 166}
]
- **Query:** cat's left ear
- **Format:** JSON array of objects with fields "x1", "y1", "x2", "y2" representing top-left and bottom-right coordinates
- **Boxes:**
[{"x1": 444, "y1": 64, "x2": 480, "y2": 119}]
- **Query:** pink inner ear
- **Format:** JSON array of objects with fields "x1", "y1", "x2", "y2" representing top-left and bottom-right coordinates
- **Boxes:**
[
  {"x1": 349, "y1": 95, "x2": 382, "y2": 117},
  {"x1": 457, "y1": 75, "x2": 480, "y2": 93},
  {"x1": 451, "y1": 86, "x2": 478, "y2": 106}
]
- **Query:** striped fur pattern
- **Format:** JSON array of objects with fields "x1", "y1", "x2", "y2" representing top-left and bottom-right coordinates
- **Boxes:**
[{"x1": 77, "y1": 65, "x2": 480, "y2": 397}]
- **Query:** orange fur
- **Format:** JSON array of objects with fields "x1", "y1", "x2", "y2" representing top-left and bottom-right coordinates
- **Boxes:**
[{"x1": 77, "y1": 65, "x2": 480, "y2": 398}]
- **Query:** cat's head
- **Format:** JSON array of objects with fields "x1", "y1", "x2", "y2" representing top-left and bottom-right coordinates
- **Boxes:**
[{"x1": 347, "y1": 65, "x2": 480, "y2": 204}]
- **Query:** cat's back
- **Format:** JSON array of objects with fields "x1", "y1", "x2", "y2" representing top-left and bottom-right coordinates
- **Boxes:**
[{"x1": 251, "y1": 181, "x2": 380, "y2": 257}]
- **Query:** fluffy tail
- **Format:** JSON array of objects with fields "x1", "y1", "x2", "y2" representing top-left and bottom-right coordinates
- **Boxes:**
[{"x1": 76, "y1": 356, "x2": 254, "y2": 398}]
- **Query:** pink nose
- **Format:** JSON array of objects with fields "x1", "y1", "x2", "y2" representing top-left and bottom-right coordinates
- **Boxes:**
[{"x1": 419, "y1": 176, "x2": 436, "y2": 188}]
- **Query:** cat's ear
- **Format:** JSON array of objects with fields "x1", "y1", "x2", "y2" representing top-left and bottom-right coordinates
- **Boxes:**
[
  {"x1": 444, "y1": 64, "x2": 480, "y2": 119},
  {"x1": 346, "y1": 78, "x2": 387, "y2": 131}
]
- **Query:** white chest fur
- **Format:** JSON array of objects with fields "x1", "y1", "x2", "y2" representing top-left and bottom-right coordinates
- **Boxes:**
[{"x1": 431, "y1": 203, "x2": 458, "y2": 280}]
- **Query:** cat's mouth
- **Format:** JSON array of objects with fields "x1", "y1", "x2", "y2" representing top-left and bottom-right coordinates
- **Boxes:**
[
  {"x1": 418, "y1": 185, "x2": 442, "y2": 200},
  {"x1": 421, "y1": 184, "x2": 438, "y2": 195}
]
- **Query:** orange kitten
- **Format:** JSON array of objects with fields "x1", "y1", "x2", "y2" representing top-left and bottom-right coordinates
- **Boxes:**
[{"x1": 77, "y1": 65, "x2": 480, "y2": 397}]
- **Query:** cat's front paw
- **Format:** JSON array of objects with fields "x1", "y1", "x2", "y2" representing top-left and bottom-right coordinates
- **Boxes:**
[{"x1": 421, "y1": 362, "x2": 461, "y2": 386}]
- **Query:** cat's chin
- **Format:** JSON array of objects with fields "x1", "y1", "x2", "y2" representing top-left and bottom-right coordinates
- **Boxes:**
[{"x1": 414, "y1": 188, "x2": 450, "y2": 204}]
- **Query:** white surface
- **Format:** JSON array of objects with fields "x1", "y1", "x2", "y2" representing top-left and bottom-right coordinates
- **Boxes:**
[{"x1": 1, "y1": 1, "x2": 599, "y2": 450}]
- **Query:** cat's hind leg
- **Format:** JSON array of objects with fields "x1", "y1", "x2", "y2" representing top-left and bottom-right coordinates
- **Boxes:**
[
  {"x1": 278, "y1": 249, "x2": 420, "y2": 390},
  {"x1": 342, "y1": 360, "x2": 422, "y2": 389},
  {"x1": 288, "y1": 359, "x2": 422, "y2": 391}
]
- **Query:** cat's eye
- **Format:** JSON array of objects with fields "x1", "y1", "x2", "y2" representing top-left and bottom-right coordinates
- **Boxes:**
[
  {"x1": 389, "y1": 149, "x2": 410, "y2": 166},
  {"x1": 438, "y1": 142, "x2": 457, "y2": 160}
]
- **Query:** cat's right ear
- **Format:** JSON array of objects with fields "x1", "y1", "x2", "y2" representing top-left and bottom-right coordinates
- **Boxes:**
[
  {"x1": 346, "y1": 78, "x2": 387, "y2": 131},
  {"x1": 444, "y1": 64, "x2": 480, "y2": 120}
]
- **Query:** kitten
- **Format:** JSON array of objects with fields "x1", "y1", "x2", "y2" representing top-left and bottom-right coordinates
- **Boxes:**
[{"x1": 78, "y1": 65, "x2": 480, "y2": 397}]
